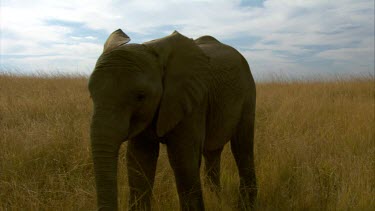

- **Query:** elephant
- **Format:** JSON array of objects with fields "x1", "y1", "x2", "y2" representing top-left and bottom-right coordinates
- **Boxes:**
[{"x1": 88, "y1": 29, "x2": 257, "y2": 211}]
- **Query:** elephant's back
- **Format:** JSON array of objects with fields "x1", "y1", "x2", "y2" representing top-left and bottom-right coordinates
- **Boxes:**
[
  {"x1": 195, "y1": 37, "x2": 254, "y2": 96},
  {"x1": 196, "y1": 38, "x2": 252, "y2": 82}
]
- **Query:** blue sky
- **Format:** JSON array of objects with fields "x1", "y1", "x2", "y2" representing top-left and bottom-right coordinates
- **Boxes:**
[{"x1": 1, "y1": 0, "x2": 374, "y2": 79}]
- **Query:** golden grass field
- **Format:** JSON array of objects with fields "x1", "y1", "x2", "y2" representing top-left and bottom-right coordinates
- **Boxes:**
[{"x1": 0, "y1": 74, "x2": 374, "y2": 210}]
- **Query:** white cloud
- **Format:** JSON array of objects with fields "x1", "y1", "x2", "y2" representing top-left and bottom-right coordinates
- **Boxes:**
[
  {"x1": 317, "y1": 47, "x2": 374, "y2": 62},
  {"x1": 0, "y1": 0, "x2": 374, "y2": 77},
  {"x1": 70, "y1": 36, "x2": 97, "y2": 41}
]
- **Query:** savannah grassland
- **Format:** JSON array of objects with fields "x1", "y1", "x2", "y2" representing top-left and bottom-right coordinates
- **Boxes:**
[{"x1": 0, "y1": 74, "x2": 374, "y2": 210}]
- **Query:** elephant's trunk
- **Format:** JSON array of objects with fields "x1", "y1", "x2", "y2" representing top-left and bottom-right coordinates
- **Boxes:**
[
  {"x1": 90, "y1": 112, "x2": 129, "y2": 211},
  {"x1": 91, "y1": 135, "x2": 121, "y2": 210}
]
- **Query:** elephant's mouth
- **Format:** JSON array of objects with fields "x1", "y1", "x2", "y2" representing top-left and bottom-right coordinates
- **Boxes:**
[
  {"x1": 127, "y1": 126, "x2": 144, "y2": 139},
  {"x1": 127, "y1": 115, "x2": 154, "y2": 139},
  {"x1": 121, "y1": 136, "x2": 129, "y2": 142}
]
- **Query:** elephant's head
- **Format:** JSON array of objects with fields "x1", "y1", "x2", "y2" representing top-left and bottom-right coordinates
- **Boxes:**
[{"x1": 88, "y1": 29, "x2": 210, "y2": 209}]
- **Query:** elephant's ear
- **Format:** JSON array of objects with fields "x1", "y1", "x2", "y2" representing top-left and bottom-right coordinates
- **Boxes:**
[
  {"x1": 103, "y1": 29, "x2": 131, "y2": 53},
  {"x1": 144, "y1": 31, "x2": 210, "y2": 137}
]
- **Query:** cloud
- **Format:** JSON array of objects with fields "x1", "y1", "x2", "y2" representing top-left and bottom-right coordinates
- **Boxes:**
[{"x1": 1, "y1": 0, "x2": 374, "y2": 78}]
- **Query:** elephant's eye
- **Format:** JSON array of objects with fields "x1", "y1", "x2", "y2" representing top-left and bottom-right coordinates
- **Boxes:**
[{"x1": 135, "y1": 93, "x2": 146, "y2": 102}]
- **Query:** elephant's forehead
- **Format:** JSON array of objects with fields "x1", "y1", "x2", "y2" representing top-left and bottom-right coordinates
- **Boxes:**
[
  {"x1": 89, "y1": 71, "x2": 124, "y2": 97},
  {"x1": 90, "y1": 71, "x2": 118, "y2": 87},
  {"x1": 89, "y1": 70, "x2": 154, "y2": 97}
]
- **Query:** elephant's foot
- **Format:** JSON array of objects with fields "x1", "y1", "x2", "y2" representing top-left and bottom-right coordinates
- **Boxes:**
[{"x1": 237, "y1": 183, "x2": 257, "y2": 210}]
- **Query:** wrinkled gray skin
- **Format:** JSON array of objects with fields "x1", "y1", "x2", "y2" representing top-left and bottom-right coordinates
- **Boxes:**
[{"x1": 88, "y1": 29, "x2": 257, "y2": 211}]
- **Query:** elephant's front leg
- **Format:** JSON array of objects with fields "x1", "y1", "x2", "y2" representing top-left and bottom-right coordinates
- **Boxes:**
[
  {"x1": 166, "y1": 112, "x2": 206, "y2": 211},
  {"x1": 126, "y1": 137, "x2": 159, "y2": 211}
]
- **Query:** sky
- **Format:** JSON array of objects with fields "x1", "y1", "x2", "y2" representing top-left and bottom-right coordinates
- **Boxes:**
[{"x1": 1, "y1": 0, "x2": 374, "y2": 79}]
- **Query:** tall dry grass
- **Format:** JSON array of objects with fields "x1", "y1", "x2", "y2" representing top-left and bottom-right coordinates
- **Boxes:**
[{"x1": 0, "y1": 74, "x2": 374, "y2": 210}]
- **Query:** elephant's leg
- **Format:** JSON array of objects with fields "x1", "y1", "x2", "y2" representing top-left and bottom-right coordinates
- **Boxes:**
[
  {"x1": 166, "y1": 112, "x2": 206, "y2": 211},
  {"x1": 167, "y1": 140, "x2": 204, "y2": 211},
  {"x1": 203, "y1": 147, "x2": 223, "y2": 192},
  {"x1": 126, "y1": 137, "x2": 159, "y2": 211},
  {"x1": 230, "y1": 106, "x2": 257, "y2": 209}
]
